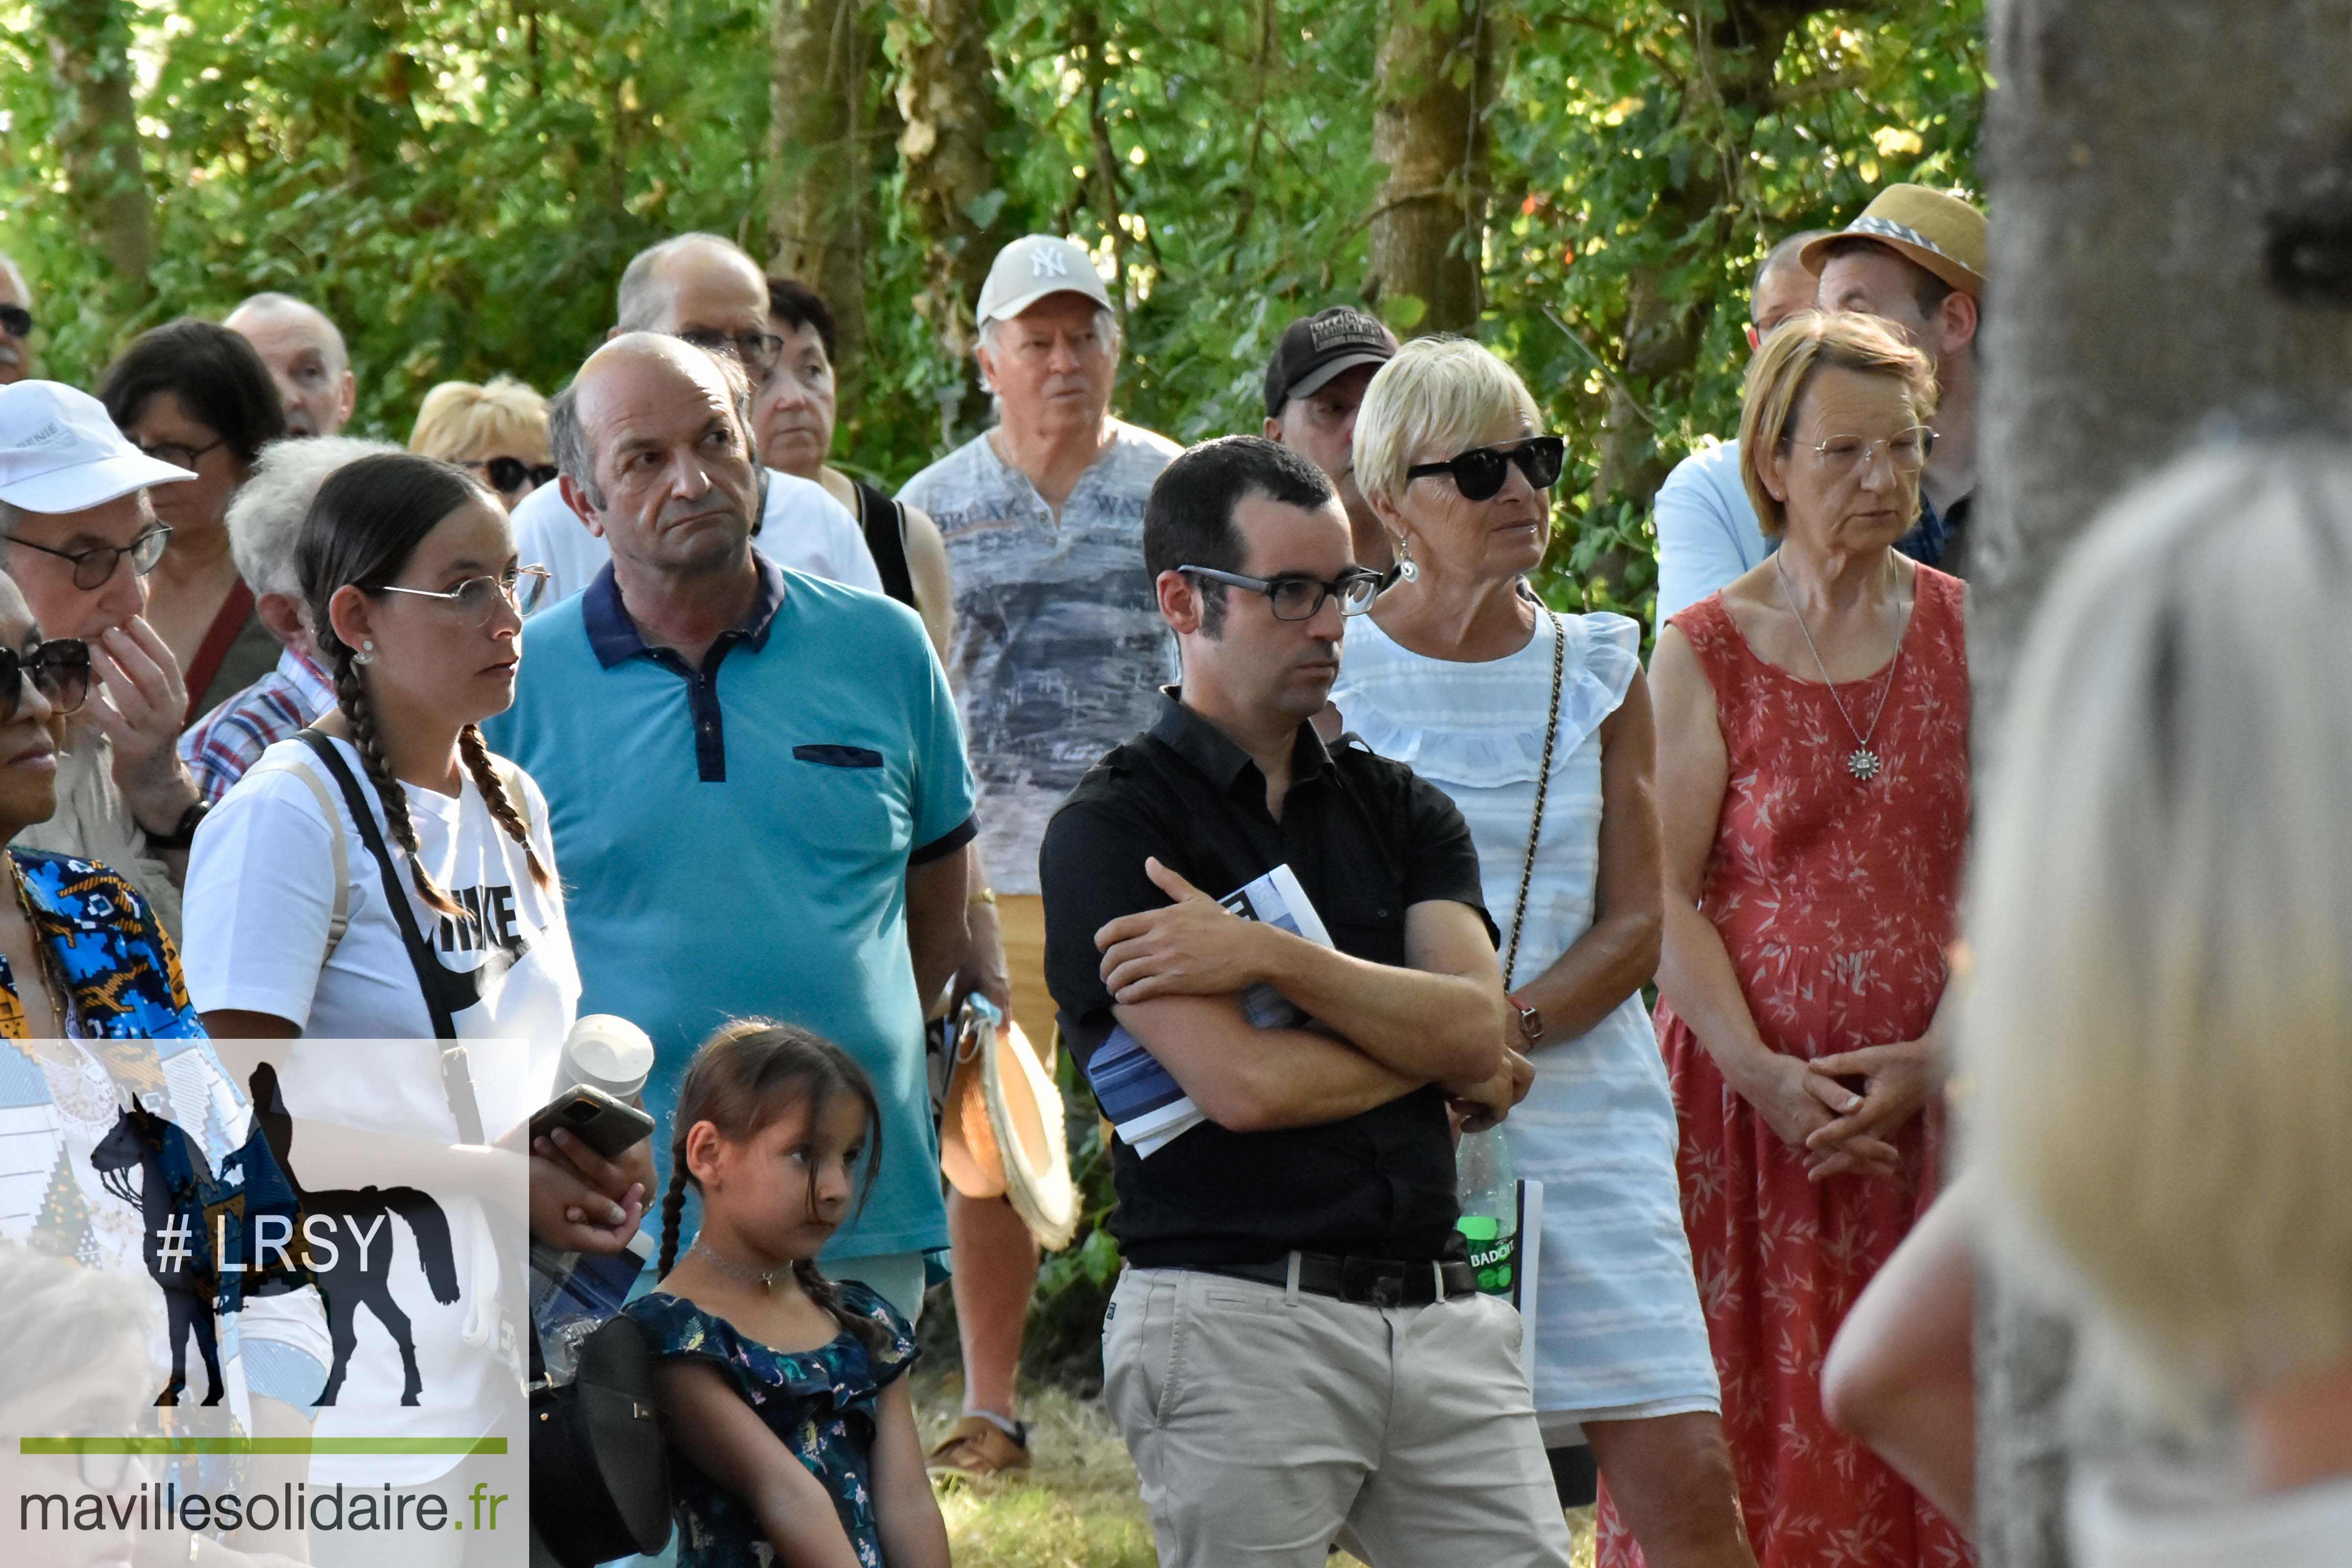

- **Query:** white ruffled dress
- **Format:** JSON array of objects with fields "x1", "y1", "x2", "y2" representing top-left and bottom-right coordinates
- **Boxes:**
[{"x1": 1331, "y1": 607, "x2": 1720, "y2": 1436}]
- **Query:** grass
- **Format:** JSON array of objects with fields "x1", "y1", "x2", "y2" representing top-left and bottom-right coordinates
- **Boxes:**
[{"x1": 914, "y1": 1369, "x2": 1598, "y2": 1568}]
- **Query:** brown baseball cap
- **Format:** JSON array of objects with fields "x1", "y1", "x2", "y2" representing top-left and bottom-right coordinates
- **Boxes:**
[{"x1": 1801, "y1": 184, "x2": 1987, "y2": 297}]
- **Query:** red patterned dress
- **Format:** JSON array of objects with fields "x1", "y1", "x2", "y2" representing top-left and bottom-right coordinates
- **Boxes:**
[{"x1": 1602, "y1": 567, "x2": 1973, "y2": 1568}]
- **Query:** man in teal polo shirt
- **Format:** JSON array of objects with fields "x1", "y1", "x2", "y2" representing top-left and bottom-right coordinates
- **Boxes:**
[{"x1": 485, "y1": 334, "x2": 977, "y2": 1318}]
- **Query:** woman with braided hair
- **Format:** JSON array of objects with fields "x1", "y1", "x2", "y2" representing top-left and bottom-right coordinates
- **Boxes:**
[{"x1": 182, "y1": 452, "x2": 622, "y2": 1565}]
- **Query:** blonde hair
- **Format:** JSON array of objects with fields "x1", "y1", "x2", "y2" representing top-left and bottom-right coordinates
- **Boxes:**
[
  {"x1": 408, "y1": 376, "x2": 550, "y2": 463},
  {"x1": 1353, "y1": 336, "x2": 1543, "y2": 509},
  {"x1": 1736, "y1": 311, "x2": 1936, "y2": 536},
  {"x1": 1966, "y1": 438, "x2": 2352, "y2": 1411}
]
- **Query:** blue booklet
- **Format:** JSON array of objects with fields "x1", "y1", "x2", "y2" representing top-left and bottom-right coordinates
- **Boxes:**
[{"x1": 1085, "y1": 865, "x2": 1333, "y2": 1157}]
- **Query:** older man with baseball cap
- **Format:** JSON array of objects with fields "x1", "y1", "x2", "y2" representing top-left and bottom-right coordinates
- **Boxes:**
[
  {"x1": 896, "y1": 233, "x2": 1181, "y2": 1478},
  {"x1": 1262, "y1": 306, "x2": 1398, "y2": 571},
  {"x1": 1803, "y1": 184, "x2": 1987, "y2": 577},
  {"x1": 0, "y1": 381, "x2": 212, "y2": 933}
]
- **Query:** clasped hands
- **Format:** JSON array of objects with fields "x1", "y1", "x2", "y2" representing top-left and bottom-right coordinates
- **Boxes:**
[
  {"x1": 1738, "y1": 1037, "x2": 1935, "y2": 1182},
  {"x1": 1095, "y1": 858, "x2": 1533, "y2": 1128},
  {"x1": 514, "y1": 1117, "x2": 654, "y2": 1254}
]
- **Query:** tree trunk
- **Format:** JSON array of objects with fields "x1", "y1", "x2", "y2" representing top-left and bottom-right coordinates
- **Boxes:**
[
  {"x1": 1368, "y1": 0, "x2": 1494, "y2": 335},
  {"x1": 45, "y1": 0, "x2": 153, "y2": 313},
  {"x1": 769, "y1": 0, "x2": 874, "y2": 391},
  {"x1": 891, "y1": 0, "x2": 1004, "y2": 442},
  {"x1": 1973, "y1": 2, "x2": 2352, "y2": 1562}
]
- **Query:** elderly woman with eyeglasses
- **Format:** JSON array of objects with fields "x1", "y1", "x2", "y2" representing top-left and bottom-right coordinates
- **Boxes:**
[
  {"x1": 1325, "y1": 337, "x2": 1754, "y2": 1568},
  {"x1": 1648, "y1": 311, "x2": 1971, "y2": 1567}
]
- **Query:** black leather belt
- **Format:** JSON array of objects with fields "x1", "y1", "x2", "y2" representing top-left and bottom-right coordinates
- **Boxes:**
[{"x1": 1192, "y1": 1252, "x2": 1478, "y2": 1307}]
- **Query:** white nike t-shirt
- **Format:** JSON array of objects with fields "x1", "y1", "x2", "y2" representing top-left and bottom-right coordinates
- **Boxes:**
[
  {"x1": 510, "y1": 466, "x2": 883, "y2": 607},
  {"x1": 182, "y1": 735, "x2": 580, "y2": 1484}
]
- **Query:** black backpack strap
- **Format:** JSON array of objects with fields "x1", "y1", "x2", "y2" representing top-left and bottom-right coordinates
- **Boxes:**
[{"x1": 295, "y1": 730, "x2": 475, "y2": 1063}]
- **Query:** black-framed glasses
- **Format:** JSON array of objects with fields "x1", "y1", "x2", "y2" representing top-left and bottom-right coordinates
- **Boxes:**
[
  {"x1": 0, "y1": 305, "x2": 32, "y2": 339},
  {"x1": 375, "y1": 566, "x2": 552, "y2": 624},
  {"x1": 134, "y1": 437, "x2": 223, "y2": 470},
  {"x1": 674, "y1": 328, "x2": 785, "y2": 379},
  {"x1": 463, "y1": 457, "x2": 560, "y2": 494},
  {"x1": 7, "y1": 524, "x2": 172, "y2": 590},
  {"x1": 1405, "y1": 435, "x2": 1566, "y2": 501},
  {"x1": 1178, "y1": 564, "x2": 1384, "y2": 620},
  {"x1": 0, "y1": 639, "x2": 92, "y2": 722}
]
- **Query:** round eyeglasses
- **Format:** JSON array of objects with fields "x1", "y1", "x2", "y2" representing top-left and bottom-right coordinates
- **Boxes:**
[
  {"x1": 1177, "y1": 565, "x2": 1384, "y2": 620},
  {"x1": 8, "y1": 524, "x2": 172, "y2": 590}
]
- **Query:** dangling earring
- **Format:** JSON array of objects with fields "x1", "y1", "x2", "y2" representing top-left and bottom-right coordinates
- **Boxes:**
[
  {"x1": 1394, "y1": 535, "x2": 1420, "y2": 584},
  {"x1": 354, "y1": 640, "x2": 375, "y2": 667}
]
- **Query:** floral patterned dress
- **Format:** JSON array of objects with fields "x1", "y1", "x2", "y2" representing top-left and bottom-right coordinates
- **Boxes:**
[
  {"x1": 1617, "y1": 569, "x2": 1973, "y2": 1568},
  {"x1": 623, "y1": 1284, "x2": 917, "y2": 1568}
]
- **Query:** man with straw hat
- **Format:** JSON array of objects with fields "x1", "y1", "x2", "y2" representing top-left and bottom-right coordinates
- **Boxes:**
[{"x1": 1803, "y1": 184, "x2": 1987, "y2": 577}]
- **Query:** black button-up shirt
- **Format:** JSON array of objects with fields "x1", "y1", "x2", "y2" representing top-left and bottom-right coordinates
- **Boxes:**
[{"x1": 1041, "y1": 690, "x2": 1495, "y2": 1269}]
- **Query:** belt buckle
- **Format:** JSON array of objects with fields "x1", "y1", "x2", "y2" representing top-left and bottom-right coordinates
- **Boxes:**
[{"x1": 1342, "y1": 1256, "x2": 1405, "y2": 1307}]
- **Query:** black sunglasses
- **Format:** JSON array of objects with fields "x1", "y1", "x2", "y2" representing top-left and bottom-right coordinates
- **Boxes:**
[
  {"x1": 0, "y1": 305, "x2": 31, "y2": 339},
  {"x1": 1405, "y1": 436, "x2": 1567, "y2": 501},
  {"x1": 0, "y1": 639, "x2": 91, "y2": 722},
  {"x1": 8, "y1": 524, "x2": 172, "y2": 591},
  {"x1": 464, "y1": 457, "x2": 560, "y2": 494}
]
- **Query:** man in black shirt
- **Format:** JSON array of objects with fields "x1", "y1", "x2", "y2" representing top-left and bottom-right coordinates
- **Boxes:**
[{"x1": 1041, "y1": 437, "x2": 1568, "y2": 1567}]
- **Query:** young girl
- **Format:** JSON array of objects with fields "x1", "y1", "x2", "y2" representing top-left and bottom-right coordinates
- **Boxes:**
[{"x1": 625, "y1": 1021, "x2": 949, "y2": 1568}]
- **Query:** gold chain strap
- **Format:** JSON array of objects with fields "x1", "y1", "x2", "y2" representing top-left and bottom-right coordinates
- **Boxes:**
[{"x1": 1503, "y1": 611, "x2": 1567, "y2": 990}]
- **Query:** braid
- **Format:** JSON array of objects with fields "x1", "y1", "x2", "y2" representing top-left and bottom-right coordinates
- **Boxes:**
[
  {"x1": 333, "y1": 653, "x2": 466, "y2": 919},
  {"x1": 457, "y1": 724, "x2": 552, "y2": 891},
  {"x1": 793, "y1": 1257, "x2": 890, "y2": 1354},
  {"x1": 656, "y1": 1158, "x2": 691, "y2": 1276}
]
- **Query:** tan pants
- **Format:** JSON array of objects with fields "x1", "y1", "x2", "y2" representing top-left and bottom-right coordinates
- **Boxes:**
[{"x1": 1102, "y1": 1265, "x2": 1575, "y2": 1568}]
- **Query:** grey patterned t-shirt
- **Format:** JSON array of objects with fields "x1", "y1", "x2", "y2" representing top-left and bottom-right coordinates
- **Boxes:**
[{"x1": 898, "y1": 419, "x2": 1182, "y2": 894}]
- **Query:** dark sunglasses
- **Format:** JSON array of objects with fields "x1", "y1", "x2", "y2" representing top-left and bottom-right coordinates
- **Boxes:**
[
  {"x1": 0, "y1": 305, "x2": 31, "y2": 339},
  {"x1": 1405, "y1": 436, "x2": 1567, "y2": 501},
  {"x1": 0, "y1": 639, "x2": 91, "y2": 722},
  {"x1": 8, "y1": 524, "x2": 172, "y2": 591},
  {"x1": 464, "y1": 457, "x2": 560, "y2": 494}
]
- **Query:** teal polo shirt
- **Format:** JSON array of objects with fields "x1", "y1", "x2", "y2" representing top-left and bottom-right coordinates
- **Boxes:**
[{"x1": 485, "y1": 551, "x2": 977, "y2": 1259}]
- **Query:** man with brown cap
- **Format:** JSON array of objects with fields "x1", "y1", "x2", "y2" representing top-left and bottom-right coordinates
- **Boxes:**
[
  {"x1": 1262, "y1": 306, "x2": 1398, "y2": 571},
  {"x1": 1802, "y1": 184, "x2": 1987, "y2": 576}
]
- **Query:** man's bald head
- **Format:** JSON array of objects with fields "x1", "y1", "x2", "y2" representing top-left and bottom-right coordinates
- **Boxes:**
[
  {"x1": 226, "y1": 292, "x2": 355, "y2": 435},
  {"x1": 552, "y1": 331, "x2": 751, "y2": 498},
  {"x1": 613, "y1": 235, "x2": 767, "y2": 335}
]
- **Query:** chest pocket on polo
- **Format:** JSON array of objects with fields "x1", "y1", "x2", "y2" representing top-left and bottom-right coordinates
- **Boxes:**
[
  {"x1": 793, "y1": 745, "x2": 885, "y2": 769},
  {"x1": 787, "y1": 743, "x2": 907, "y2": 856}
]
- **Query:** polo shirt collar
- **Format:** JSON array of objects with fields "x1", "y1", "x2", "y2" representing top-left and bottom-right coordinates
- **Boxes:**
[
  {"x1": 1149, "y1": 686, "x2": 1334, "y2": 798},
  {"x1": 581, "y1": 549, "x2": 788, "y2": 670}
]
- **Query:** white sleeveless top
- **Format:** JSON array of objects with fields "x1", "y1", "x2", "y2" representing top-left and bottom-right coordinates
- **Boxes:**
[{"x1": 1331, "y1": 606, "x2": 1719, "y2": 1423}]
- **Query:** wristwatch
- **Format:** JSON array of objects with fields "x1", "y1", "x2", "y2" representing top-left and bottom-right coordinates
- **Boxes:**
[
  {"x1": 148, "y1": 798, "x2": 210, "y2": 852},
  {"x1": 1505, "y1": 990, "x2": 1544, "y2": 1048}
]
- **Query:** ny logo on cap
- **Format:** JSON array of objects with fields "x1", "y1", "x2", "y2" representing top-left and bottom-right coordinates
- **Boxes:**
[{"x1": 1032, "y1": 248, "x2": 1071, "y2": 279}]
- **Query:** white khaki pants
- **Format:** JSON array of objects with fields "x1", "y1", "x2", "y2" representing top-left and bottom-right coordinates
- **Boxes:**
[{"x1": 1102, "y1": 1264, "x2": 1575, "y2": 1568}]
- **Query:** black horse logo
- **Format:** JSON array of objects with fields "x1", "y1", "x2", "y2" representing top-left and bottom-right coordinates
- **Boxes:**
[{"x1": 88, "y1": 1063, "x2": 462, "y2": 1408}]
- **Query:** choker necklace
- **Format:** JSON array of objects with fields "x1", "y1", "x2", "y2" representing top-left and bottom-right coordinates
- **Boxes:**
[
  {"x1": 1774, "y1": 553, "x2": 1903, "y2": 782},
  {"x1": 690, "y1": 1239, "x2": 787, "y2": 1292}
]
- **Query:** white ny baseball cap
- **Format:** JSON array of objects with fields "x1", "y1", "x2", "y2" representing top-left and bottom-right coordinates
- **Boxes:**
[
  {"x1": 0, "y1": 380, "x2": 195, "y2": 514},
  {"x1": 976, "y1": 235, "x2": 1113, "y2": 326}
]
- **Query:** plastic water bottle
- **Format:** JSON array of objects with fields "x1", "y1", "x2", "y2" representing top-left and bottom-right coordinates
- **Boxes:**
[{"x1": 1456, "y1": 1126, "x2": 1520, "y2": 1299}]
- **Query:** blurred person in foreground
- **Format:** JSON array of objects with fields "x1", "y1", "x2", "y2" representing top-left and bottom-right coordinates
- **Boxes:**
[
  {"x1": 1649, "y1": 311, "x2": 1971, "y2": 1567},
  {"x1": 225, "y1": 290, "x2": 357, "y2": 438},
  {"x1": 0, "y1": 252, "x2": 35, "y2": 386},
  {"x1": 896, "y1": 233, "x2": 1183, "y2": 1478},
  {"x1": 410, "y1": 376, "x2": 556, "y2": 514},
  {"x1": 179, "y1": 434, "x2": 401, "y2": 804},
  {"x1": 755, "y1": 278, "x2": 953, "y2": 656},
  {"x1": 1963, "y1": 438, "x2": 2352, "y2": 1567}
]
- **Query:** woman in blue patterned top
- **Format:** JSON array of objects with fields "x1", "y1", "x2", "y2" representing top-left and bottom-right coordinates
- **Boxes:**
[{"x1": 623, "y1": 1021, "x2": 948, "y2": 1568}]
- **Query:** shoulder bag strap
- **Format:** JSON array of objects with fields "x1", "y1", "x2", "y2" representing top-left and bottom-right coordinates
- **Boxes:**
[
  {"x1": 1502, "y1": 612, "x2": 1567, "y2": 990},
  {"x1": 294, "y1": 733, "x2": 486, "y2": 1142},
  {"x1": 243, "y1": 755, "x2": 352, "y2": 962}
]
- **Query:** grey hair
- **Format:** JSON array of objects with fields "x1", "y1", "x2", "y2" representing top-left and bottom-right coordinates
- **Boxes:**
[
  {"x1": 0, "y1": 1243, "x2": 156, "y2": 1405},
  {"x1": 975, "y1": 306, "x2": 1120, "y2": 366},
  {"x1": 614, "y1": 233, "x2": 758, "y2": 333},
  {"x1": 226, "y1": 434, "x2": 403, "y2": 599},
  {"x1": 548, "y1": 337, "x2": 756, "y2": 516}
]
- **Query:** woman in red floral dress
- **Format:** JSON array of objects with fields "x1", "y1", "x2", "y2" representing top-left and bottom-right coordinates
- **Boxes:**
[{"x1": 1627, "y1": 313, "x2": 1973, "y2": 1568}]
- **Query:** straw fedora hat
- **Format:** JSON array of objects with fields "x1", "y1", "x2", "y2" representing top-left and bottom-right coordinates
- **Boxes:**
[
  {"x1": 1800, "y1": 184, "x2": 1987, "y2": 298},
  {"x1": 938, "y1": 1000, "x2": 1079, "y2": 1250}
]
